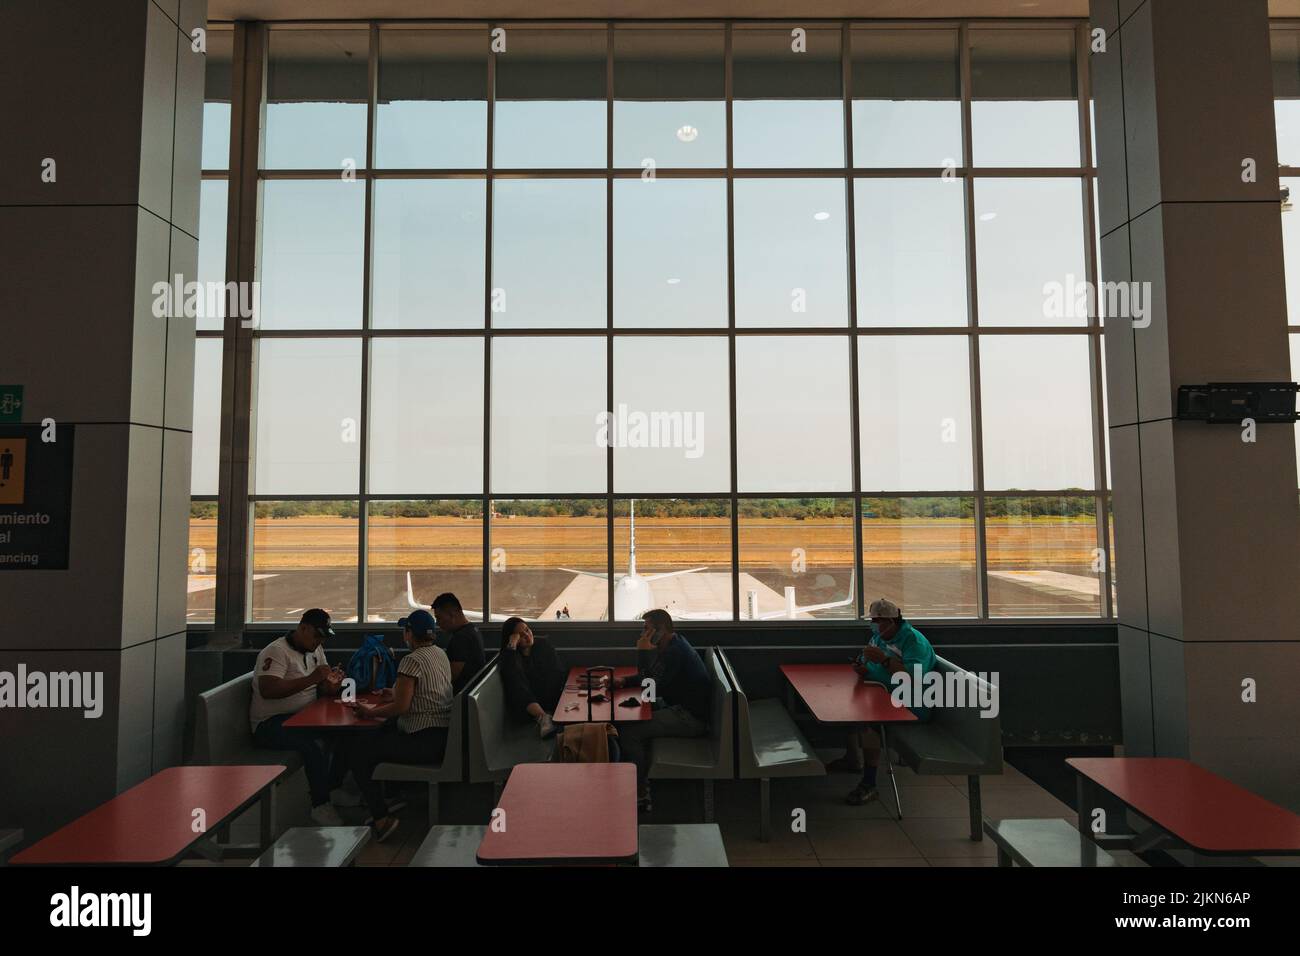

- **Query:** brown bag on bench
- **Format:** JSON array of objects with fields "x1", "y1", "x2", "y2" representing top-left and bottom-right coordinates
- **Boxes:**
[{"x1": 555, "y1": 722, "x2": 619, "y2": 763}]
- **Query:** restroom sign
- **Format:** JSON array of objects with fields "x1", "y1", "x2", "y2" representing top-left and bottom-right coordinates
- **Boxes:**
[{"x1": 0, "y1": 425, "x2": 75, "y2": 570}]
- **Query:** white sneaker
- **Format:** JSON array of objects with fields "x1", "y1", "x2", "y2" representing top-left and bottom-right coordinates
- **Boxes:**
[
  {"x1": 310, "y1": 803, "x2": 344, "y2": 826},
  {"x1": 330, "y1": 787, "x2": 363, "y2": 808},
  {"x1": 537, "y1": 714, "x2": 557, "y2": 739}
]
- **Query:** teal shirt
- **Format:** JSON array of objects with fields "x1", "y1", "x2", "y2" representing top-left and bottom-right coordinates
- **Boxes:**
[{"x1": 859, "y1": 621, "x2": 936, "y2": 719}]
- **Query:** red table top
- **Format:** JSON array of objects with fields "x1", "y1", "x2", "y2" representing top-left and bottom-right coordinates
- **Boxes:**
[
  {"x1": 553, "y1": 666, "x2": 651, "y2": 724},
  {"x1": 780, "y1": 664, "x2": 919, "y2": 725},
  {"x1": 283, "y1": 692, "x2": 386, "y2": 729},
  {"x1": 477, "y1": 762, "x2": 638, "y2": 865},
  {"x1": 10, "y1": 765, "x2": 286, "y2": 866},
  {"x1": 1068, "y1": 757, "x2": 1300, "y2": 855}
]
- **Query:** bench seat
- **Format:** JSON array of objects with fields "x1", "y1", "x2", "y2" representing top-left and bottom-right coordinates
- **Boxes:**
[
  {"x1": 409, "y1": 825, "x2": 487, "y2": 867},
  {"x1": 638, "y1": 824, "x2": 728, "y2": 867},
  {"x1": 467, "y1": 662, "x2": 553, "y2": 784},
  {"x1": 890, "y1": 723, "x2": 985, "y2": 775},
  {"x1": 647, "y1": 649, "x2": 734, "y2": 822},
  {"x1": 251, "y1": 826, "x2": 371, "y2": 867},
  {"x1": 984, "y1": 818, "x2": 1123, "y2": 868}
]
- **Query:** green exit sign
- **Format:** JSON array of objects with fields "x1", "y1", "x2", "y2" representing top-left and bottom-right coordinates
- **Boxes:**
[{"x1": 0, "y1": 386, "x2": 21, "y2": 423}]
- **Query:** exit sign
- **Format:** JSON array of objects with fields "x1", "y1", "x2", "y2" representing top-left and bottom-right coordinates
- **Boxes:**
[{"x1": 0, "y1": 386, "x2": 21, "y2": 423}]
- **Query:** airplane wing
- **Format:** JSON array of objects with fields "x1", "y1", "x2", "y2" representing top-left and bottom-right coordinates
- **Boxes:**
[
  {"x1": 557, "y1": 567, "x2": 608, "y2": 580},
  {"x1": 643, "y1": 566, "x2": 708, "y2": 582},
  {"x1": 672, "y1": 609, "x2": 737, "y2": 621},
  {"x1": 406, "y1": 572, "x2": 513, "y2": 621},
  {"x1": 754, "y1": 570, "x2": 856, "y2": 620}
]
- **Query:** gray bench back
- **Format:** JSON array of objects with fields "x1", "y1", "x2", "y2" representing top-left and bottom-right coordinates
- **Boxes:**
[
  {"x1": 466, "y1": 660, "x2": 552, "y2": 782},
  {"x1": 194, "y1": 672, "x2": 256, "y2": 764},
  {"x1": 719, "y1": 648, "x2": 822, "y2": 779},
  {"x1": 927, "y1": 655, "x2": 1003, "y2": 773},
  {"x1": 703, "y1": 647, "x2": 735, "y2": 777}
]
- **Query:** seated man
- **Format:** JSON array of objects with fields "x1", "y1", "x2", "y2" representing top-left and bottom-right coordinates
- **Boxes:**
[
  {"x1": 249, "y1": 608, "x2": 348, "y2": 825},
  {"x1": 613, "y1": 609, "x2": 711, "y2": 812},
  {"x1": 431, "y1": 592, "x2": 485, "y2": 694},
  {"x1": 831, "y1": 597, "x2": 937, "y2": 806}
]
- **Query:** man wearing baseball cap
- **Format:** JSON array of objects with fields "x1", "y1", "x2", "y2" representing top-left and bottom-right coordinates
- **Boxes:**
[
  {"x1": 830, "y1": 597, "x2": 937, "y2": 807},
  {"x1": 249, "y1": 608, "x2": 348, "y2": 825}
]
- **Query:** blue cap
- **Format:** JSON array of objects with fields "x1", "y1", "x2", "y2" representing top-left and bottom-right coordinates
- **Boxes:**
[{"x1": 398, "y1": 609, "x2": 436, "y2": 638}]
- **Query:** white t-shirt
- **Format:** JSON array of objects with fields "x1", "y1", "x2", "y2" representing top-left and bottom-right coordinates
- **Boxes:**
[{"x1": 249, "y1": 635, "x2": 329, "y2": 733}]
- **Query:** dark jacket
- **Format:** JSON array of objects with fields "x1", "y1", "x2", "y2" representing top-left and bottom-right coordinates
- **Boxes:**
[
  {"x1": 636, "y1": 633, "x2": 711, "y2": 723},
  {"x1": 499, "y1": 637, "x2": 566, "y2": 720}
]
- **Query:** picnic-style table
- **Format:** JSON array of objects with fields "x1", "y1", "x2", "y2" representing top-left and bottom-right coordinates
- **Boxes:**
[
  {"x1": 10, "y1": 765, "x2": 287, "y2": 865},
  {"x1": 1068, "y1": 756, "x2": 1300, "y2": 861},
  {"x1": 476, "y1": 762, "x2": 638, "y2": 866},
  {"x1": 552, "y1": 665, "x2": 651, "y2": 724},
  {"x1": 780, "y1": 663, "x2": 917, "y2": 818},
  {"x1": 283, "y1": 692, "x2": 386, "y2": 729}
]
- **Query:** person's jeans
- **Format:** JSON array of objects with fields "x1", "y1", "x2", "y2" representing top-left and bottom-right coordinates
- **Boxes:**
[
  {"x1": 342, "y1": 723, "x2": 448, "y2": 820},
  {"x1": 616, "y1": 705, "x2": 707, "y2": 785},
  {"x1": 252, "y1": 713, "x2": 342, "y2": 807}
]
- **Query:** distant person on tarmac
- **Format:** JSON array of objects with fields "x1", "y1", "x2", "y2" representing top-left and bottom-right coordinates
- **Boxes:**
[
  {"x1": 430, "y1": 592, "x2": 485, "y2": 693},
  {"x1": 248, "y1": 608, "x2": 349, "y2": 825}
]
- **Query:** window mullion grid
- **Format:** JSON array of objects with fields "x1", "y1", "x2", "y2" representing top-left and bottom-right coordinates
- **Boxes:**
[
  {"x1": 483, "y1": 22, "x2": 497, "y2": 620},
  {"x1": 357, "y1": 20, "x2": 378, "y2": 624},
  {"x1": 725, "y1": 22, "x2": 740, "y2": 622},
  {"x1": 842, "y1": 21, "x2": 866, "y2": 621},
  {"x1": 606, "y1": 22, "x2": 616, "y2": 621}
]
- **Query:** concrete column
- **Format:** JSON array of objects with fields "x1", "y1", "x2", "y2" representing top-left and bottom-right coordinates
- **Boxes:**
[
  {"x1": 1092, "y1": 0, "x2": 1300, "y2": 810},
  {"x1": 0, "y1": 0, "x2": 206, "y2": 841}
]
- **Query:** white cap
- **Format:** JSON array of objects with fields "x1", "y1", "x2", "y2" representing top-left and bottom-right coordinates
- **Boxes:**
[{"x1": 868, "y1": 597, "x2": 901, "y2": 619}]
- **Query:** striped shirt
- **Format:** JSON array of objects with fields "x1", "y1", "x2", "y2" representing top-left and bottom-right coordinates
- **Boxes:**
[{"x1": 396, "y1": 643, "x2": 454, "y2": 733}]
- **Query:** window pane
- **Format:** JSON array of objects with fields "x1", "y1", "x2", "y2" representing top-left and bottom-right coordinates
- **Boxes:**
[
  {"x1": 855, "y1": 179, "x2": 967, "y2": 327},
  {"x1": 615, "y1": 499, "x2": 732, "y2": 620},
  {"x1": 862, "y1": 497, "x2": 977, "y2": 618},
  {"x1": 851, "y1": 28, "x2": 960, "y2": 168},
  {"x1": 733, "y1": 27, "x2": 844, "y2": 168},
  {"x1": 612, "y1": 336, "x2": 730, "y2": 493},
  {"x1": 493, "y1": 29, "x2": 606, "y2": 168},
  {"x1": 980, "y1": 335, "x2": 1095, "y2": 490},
  {"x1": 203, "y1": 29, "x2": 232, "y2": 170},
  {"x1": 1272, "y1": 30, "x2": 1300, "y2": 168},
  {"x1": 738, "y1": 499, "x2": 854, "y2": 620},
  {"x1": 188, "y1": 502, "x2": 218, "y2": 623},
  {"x1": 490, "y1": 337, "x2": 606, "y2": 494},
  {"x1": 367, "y1": 500, "x2": 483, "y2": 622},
  {"x1": 986, "y1": 496, "x2": 1101, "y2": 617},
  {"x1": 974, "y1": 178, "x2": 1086, "y2": 327},
  {"x1": 614, "y1": 28, "x2": 725, "y2": 168},
  {"x1": 197, "y1": 180, "x2": 227, "y2": 331},
  {"x1": 734, "y1": 179, "x2": 849, "y2": 327},
  {"x1": 858, "y1": 335, "x2": 972, "y2": 491},
  {"x1": 192, "y1": 338, "x2": 223, "y2": 495},
  {"x1": 253, "y1": 338, "x2": 362, "y2": 494},
  {"x1": 258, "y1": 180, "x2": 365, "y2": 329},
  {"x1": 489, "y1": 499, "x2": 608, "y2": 620},
  {"x1": 264, "y1": 29, "x2": 369, "y2": 169},
  {"x1": 614, "y1": 179, "x2": 727, "y2": 327},
  {"x1": 971, "y1": 29, "x2": 1079, "y2": 167},
  {"x1": 1281, "y1": 178, "x2": 1300, "y2": 324},
  {"x1": 491, "y1": 179, "x2": 605, "y2": 328},
  {"x1": 736, "y1": 336, "x2": 852, "y2": 492},
  {"x1": 376, "y1": 29, "x2": 487, "y2": 168},
  {"x1": 371, "y1": 179, "x2": 486, "y2": 329},
  {"x1": 250, "y1": 500, "x2": 358, "y2": 622},
  {"x1": 369, "y1": 338, "x2": 484, "y2": 494}
]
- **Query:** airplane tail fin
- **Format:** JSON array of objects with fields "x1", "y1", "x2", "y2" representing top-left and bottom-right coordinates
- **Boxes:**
[{"x1": 405, "y1": 572, "x2": 423, "y2": 610}]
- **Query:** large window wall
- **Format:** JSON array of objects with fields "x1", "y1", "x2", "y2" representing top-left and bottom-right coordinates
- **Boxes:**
[{"x1": 192, "y1": 20, "x2": 1111, "y2": 627}]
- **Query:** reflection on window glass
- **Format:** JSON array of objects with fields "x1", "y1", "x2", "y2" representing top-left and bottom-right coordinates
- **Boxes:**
[
  {"x1": 614, "y1": 499, "x2": 731, "y2": 620},
  {"x1": 971, "y1": 29, "x2": 1079, "y2": 168},
  {"x1": 197, "y1": 180, "x2": 228, "y2": 331},
  {"x1": 369, "y1": 338, "x2": 484, "y2": 494},
  {"x1": 852, "y1": 28, "x2": 960, "y2": 167},
  {"x1": 1273, "y1": 30, "x2": 1300, "y2": 168},
  {"x1": 253, "y1": 338, "x2": 362, "y2": 495},
  {"x1": 862, "y1": 497, "x2": 977, "y2": 618},
  {"x1": 188, "y1": 501, "x2": 218, "y2": 623},
  {"x1": 192, "y1": 338, "x2": 223, "y2": 495},
  {"x1": 614, "y1": 179, "x2": 727, "y2": 327},
  {"x1": 264, "y1": 30, "x2": 368, "y2": 169},
  {"x1": 858, "y1": 335, "x2": 972, "y2": 491},
  {"x1": 371, "y1": 180, "x2": 485, "y2": 328},
  {"x1": 494, "y1": 29, "x2": 606, "y2": 168},
  {"x1": 376, "y1": 29, "x2": 487, "y2": 168},
  {"x1": 980, "y1": 335, "x2": 1095, "y2": 491},
  {"x1": 259, "y1": 180, "x2": 365, "y2": 329},
  {"x1": 489, "y1": 499, "x2": 608, "y2": 620},
  {"x1": 974, "y1": 178, "x2": 1085, "y2": 327},
  {"x1": 734, "y1": 178, "x2": 849, "y2": 327},
  {"x1": 490, "y1": 337, "x2": 606, "y2": 494},
  {"x1": 491, "y1": 179, "x2": 605, "y2": 328},
  {"x1": 250, "y1": 500, "x2": 358, "y2": 622},
  {"x1": 614, "y1": 28, "x2": 725, "y2": 168},
  {"x1": 986, "y1": 495, "x2": 1101, "y2": 617},
  {"x1": 367, "y1": 500, "x2": 483, "y2": 622},
  {"x1": 733, "y1": 27, "x2": 844, "y2": 167},
  {"x1": 612, "y1": 336, "x2": 730, "y2": 493},
  {"x1": 735, "y1": 336, "x2": 852, "y2": 492},
  {"x1": 1281, "y1": 178, "x2": 1300, "y2": 324},
  {"x1": 739, "y1": 498, "x2": 854, "y2": 620},
  {"x1": 203, "y1": 29, "x2": 232, "y2": 170},
  {"x1": 855, "y1": 178, "x2": 967, "y2": 326}
]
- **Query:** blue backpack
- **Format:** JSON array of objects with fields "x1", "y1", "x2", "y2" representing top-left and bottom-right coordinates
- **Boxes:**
[{"x1": 346, "y1": 634, "x2": 398, "y2": 692}]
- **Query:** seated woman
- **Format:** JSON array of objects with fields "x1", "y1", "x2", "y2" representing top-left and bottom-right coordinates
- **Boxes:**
[
  {"x1": 346, "y1": 609, "x2": 454, "y2": 842},
  {"x1": 498, "y1": 617, "x2": 566, "y2": 740}
]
